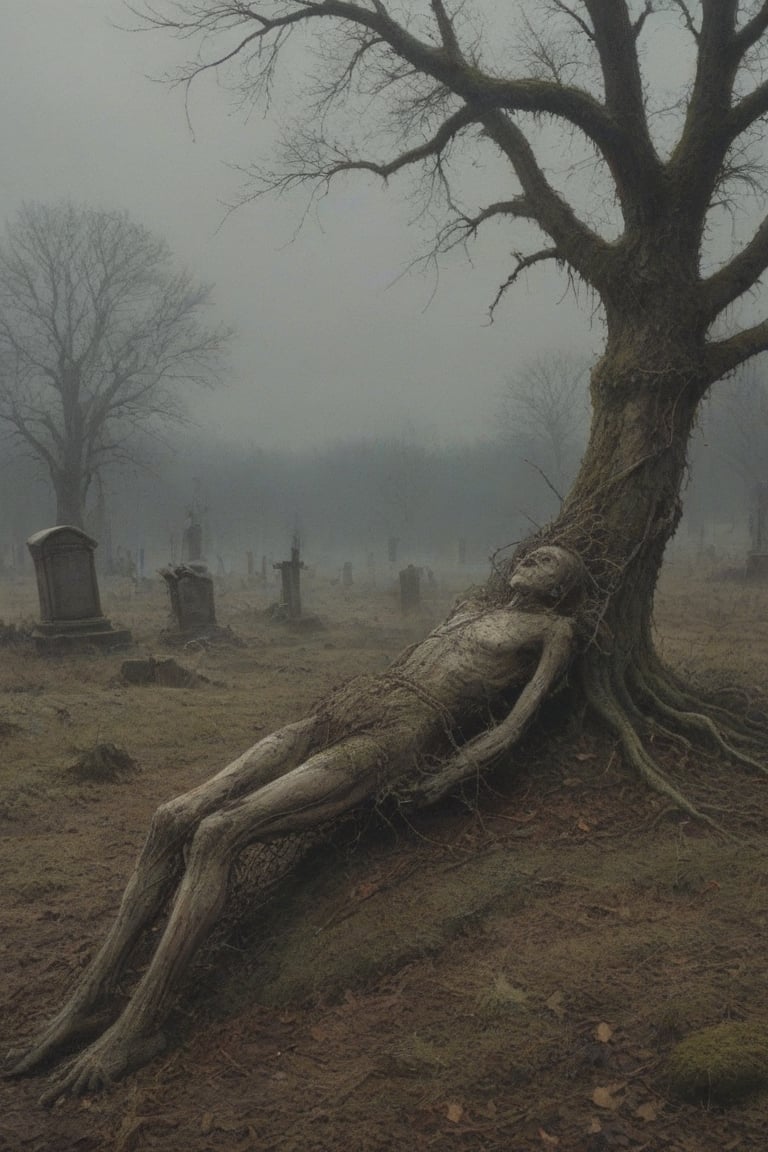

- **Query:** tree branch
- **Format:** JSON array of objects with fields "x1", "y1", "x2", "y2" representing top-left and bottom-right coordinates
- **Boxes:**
[
  {"x1": 576, "y1": 0, "x2": 663, "y2": 223},
  {"x1": 489, "y1": 248, "x2": 561, "y2": 320},
  {"x1": 706, "y1": 319, "x2": 768, "y2": 379},
  {"x1": 429, "y1": 0, "x2": 463, "y2": 62},
  {"x1": 478, "y1": 108, "x2": 613, "y2": 291},
  {"x1": 143, "y1": 1, "x2": 654, "y2": 230},
  {"x1": 437, "y1": 198, "x2": 539, "y2": 251},
  {"x1": 726, "y1": 79, "x2": 768, "y2": 145},
  {"x1": 548, "y1": 1, "x2": 595, "y2": 43},
  {"x1": 261, "y1": 102, "x2": 481, "y2": 192},
  {"x1": 701, "y1": 213, "x2": 768, "y2": 318},
  {"x1": 668, "y1": 1, "x2": 740, "y2": 223},
  {"x1": 670, "y1": 0, "x2": 700, "y2": 43},
  {"x1": 732, "y1": 0, "x2": 768, "y2": 59}
]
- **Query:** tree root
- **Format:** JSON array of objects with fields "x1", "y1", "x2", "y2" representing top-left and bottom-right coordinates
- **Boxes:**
[
  {"x1": 631, "y1": 666, "x2": 768, "y2": 777},
  {"x1": 582, "y1": 660, "x2": 720, "y2": 828},
  {"x1": 638, "y1": 648, "x2": 768, "y2": 748}
]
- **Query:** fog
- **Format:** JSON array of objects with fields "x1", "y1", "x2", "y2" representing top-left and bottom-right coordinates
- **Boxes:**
[
  {"x1": 0, "y1": 1, "x2": 599, "y2": 454},
  {"x1": 0, "y1": 3, "x2": 763, "y2": 572}
]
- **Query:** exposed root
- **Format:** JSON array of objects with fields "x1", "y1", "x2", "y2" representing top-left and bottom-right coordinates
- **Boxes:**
[
  {"x1": 582, "y1": 660, "x2": 719, "y2": 828},
  {"x1": 638, "y1": 649, "x2": 768, "y2": 748},
  {"x1": 635, "y1": 675, "x2": 768, "y2": 776}
]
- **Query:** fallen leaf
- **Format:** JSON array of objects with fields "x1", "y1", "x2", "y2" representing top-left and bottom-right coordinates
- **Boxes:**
[
  {"x1": 538, "y1": 1128, "x2": 560, "y2": 1147},
  {"x1": 446, "y1": 1102, "x2": 464, "y2": 1124},
  {"x1": 546, "y1": 990, "x2": 564, "y2": 1017},
  {"x1": 635, "y1": 1101, "x2": 658, "y2": 1122},
  {"x1": 577, "y1": 818, "x2": 591, "y2": 832},
  {"x1": 588, "y1": 1117, "x2": 603, "y2": 1134},
  {"x1": 591, "y1": 1083, "x2": 625, "y2": 1111},
  {"x1": 595, "y1": 1022, "x2": 613, "y2": 1043},
  {"x1": 201, "y1": 1113, "x2": 214, "y2": 1135}
]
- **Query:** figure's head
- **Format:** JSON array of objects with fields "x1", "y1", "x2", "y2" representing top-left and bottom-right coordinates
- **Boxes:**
[{"x1": 508, "y1": 546, "x2": 584, "y2": 608}]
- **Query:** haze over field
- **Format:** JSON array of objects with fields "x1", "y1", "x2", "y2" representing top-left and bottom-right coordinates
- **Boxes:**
[{"x1": 0, "y1": 1, "x2": 602, "y2": 451}]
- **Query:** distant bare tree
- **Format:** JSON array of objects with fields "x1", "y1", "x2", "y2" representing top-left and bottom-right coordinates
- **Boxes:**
[
  {"x1": 0, "y1": 202, "x2": 229, "y2": 527},
  {"x1": 501, "y1": 354, "x2": 590, "y2": 497}
]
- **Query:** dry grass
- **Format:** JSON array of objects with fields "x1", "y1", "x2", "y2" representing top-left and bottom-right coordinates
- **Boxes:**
[{"x1": 1, "y1": 559, "x2": 768, "y2": 1152}]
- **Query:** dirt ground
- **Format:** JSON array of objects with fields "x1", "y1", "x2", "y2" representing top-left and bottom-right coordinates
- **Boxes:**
[{"x1": 2, "y1": 561, "x2": 768, "y2": 1152}]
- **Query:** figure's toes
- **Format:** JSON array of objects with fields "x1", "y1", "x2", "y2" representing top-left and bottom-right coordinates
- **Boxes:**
[
  {"x1": 38, "y1": 1030, "x2": 166, "y2": 1105},
  {"x1": 6, "y1": 1010, "x2": 110, "y2": 1079}
]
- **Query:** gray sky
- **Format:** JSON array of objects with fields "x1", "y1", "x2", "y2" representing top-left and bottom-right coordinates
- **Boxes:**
[{"x1": 0, "y1": 4, "x2": 617, "y2": 450}]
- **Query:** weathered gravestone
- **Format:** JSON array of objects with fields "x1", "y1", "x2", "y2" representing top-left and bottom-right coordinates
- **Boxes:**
[
  {"x1": 399, "y1": 563, "x2": 421, "y2": 614},
  {"x1": 273, "y1": 543, "x2": 304, "y2": 620},
  {"x1": 747, "y1": 482, "x2": 768, "y2": 578},
  {"x1": 27, "y1": 526, "x2": 131, "y2": 651},
  {"x1": 160, "y1": 563, "x2": 217, "y2": 635},
  {"x1": 342, "y1": 561, "x2": 354, "y2": 589}
]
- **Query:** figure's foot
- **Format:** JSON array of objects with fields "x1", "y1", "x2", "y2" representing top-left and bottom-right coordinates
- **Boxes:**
[
  {"x1": 6, "y1": 1006, "x2": 113, "y2": 1079},
  {"x1": 39, "y1": 1026, "x2": 166, "y2": 1104}
]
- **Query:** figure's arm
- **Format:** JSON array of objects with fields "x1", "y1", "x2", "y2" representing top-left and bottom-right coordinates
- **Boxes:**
[{"x1": 411, "y1": 616, "x2": 576, "y2": 807}]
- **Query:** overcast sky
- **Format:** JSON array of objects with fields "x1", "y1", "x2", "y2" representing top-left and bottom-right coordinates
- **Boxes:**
[{"x1": 0, "y1": 4, "x2": 649, "y2": 451}]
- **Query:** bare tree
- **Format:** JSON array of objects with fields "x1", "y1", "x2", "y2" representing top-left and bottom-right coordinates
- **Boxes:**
[
  {"x1": 0, "y1": 202, "x2": 229, "y2": 527},
  {"x1": 11, "y1": 0, "x2": 768, "y2": 1095},
  {"x1": 501, "y1": 353, "x2": 590, "y2": 498}
]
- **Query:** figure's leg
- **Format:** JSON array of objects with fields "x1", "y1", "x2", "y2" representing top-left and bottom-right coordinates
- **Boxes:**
[
  {"x1": 41, "y1": 733, "x2": 386, "y2": 1099},
  {"x1": 8, "y1": 719, "x2": 317, "y2": 1077}
]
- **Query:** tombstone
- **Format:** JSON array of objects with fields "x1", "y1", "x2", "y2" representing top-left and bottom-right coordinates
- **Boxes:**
[
  {"x1": 399, "y1": 564, "x2": 421, "y2": 614},
  {"x1": 747, "y1": 482, "x2": 768, "y2": 577},
  {"x1": 388, "y1": 536, "x2": 400, "y2": 563},
  {"x1": 160, "y1": 563, "x2": 217, "y2": 634},
  {"x1": 246, "y1": 550, "x2": 255, "y2": 580},
  {"x1": 273, "y1": 542, "x2": 304, "y2": 620},
  {"x1": 27, "y1": 526, "x2": 132, "y2": 651},
  {"x1": 342, "y1": 561, "x2": 354, "y2": 589}
]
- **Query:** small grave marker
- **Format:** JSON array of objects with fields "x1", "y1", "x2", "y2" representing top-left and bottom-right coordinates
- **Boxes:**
[
  {"x1": 160, "y1": 563, "x2": 217, "y2": 633},
  {"x1": 399, "y1": 564, "x2": 421, "y2": 614}
]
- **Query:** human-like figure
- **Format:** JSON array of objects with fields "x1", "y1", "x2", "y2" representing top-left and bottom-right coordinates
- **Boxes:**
[{"x1": 9, "y1": 546, "x2": 584, "y2": 1099}]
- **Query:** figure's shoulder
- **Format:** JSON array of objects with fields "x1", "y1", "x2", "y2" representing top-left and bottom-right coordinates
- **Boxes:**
[{"x1": 501, "y1": 606, "x2": 576, "y2": 645}]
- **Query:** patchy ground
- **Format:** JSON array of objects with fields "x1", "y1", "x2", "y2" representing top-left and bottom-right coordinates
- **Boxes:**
[{"x1": 2, "y1": 563, "x2": 768, "y2": 1151}]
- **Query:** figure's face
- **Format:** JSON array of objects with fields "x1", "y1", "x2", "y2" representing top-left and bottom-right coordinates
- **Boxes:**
[{"x1": 508, "y1": 546, "x2": 576, "y2": 600}]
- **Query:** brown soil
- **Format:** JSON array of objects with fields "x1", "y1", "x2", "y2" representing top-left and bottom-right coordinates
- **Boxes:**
[{"x1": 2, "y1": 564, "x2": 768, "y2": 1151}]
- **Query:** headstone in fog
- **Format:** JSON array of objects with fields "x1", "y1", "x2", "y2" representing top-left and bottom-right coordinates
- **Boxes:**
[
  {"x1": 160, "y1": 564, "x2": 217, "y2": 634},
  {"x1": 246, "y1": 550, "x2": 254, "y2": 580},
  {"x1": 27, "y1": 526, "x2": 131, "y2": 651},
  {"x1": 388, "y1": 536, "x2": 400, "y2": 563},
  {"x1": 273, "y1": 542, "x2": 304, "y2": 620},
  {"x1": 342, "y1": 561, "x2": 354, "y2": 588},
  {"x1": 747, "y1": 482, "x2": 768, "y2": 577},
  {"x1": 399, "y1": 564, "x2": 421, "y2": 614}
]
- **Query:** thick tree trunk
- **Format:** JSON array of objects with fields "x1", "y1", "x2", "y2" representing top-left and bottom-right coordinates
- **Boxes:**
[{"x1": 52, "y1": 465, "x2": 87, "y2": 529}]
